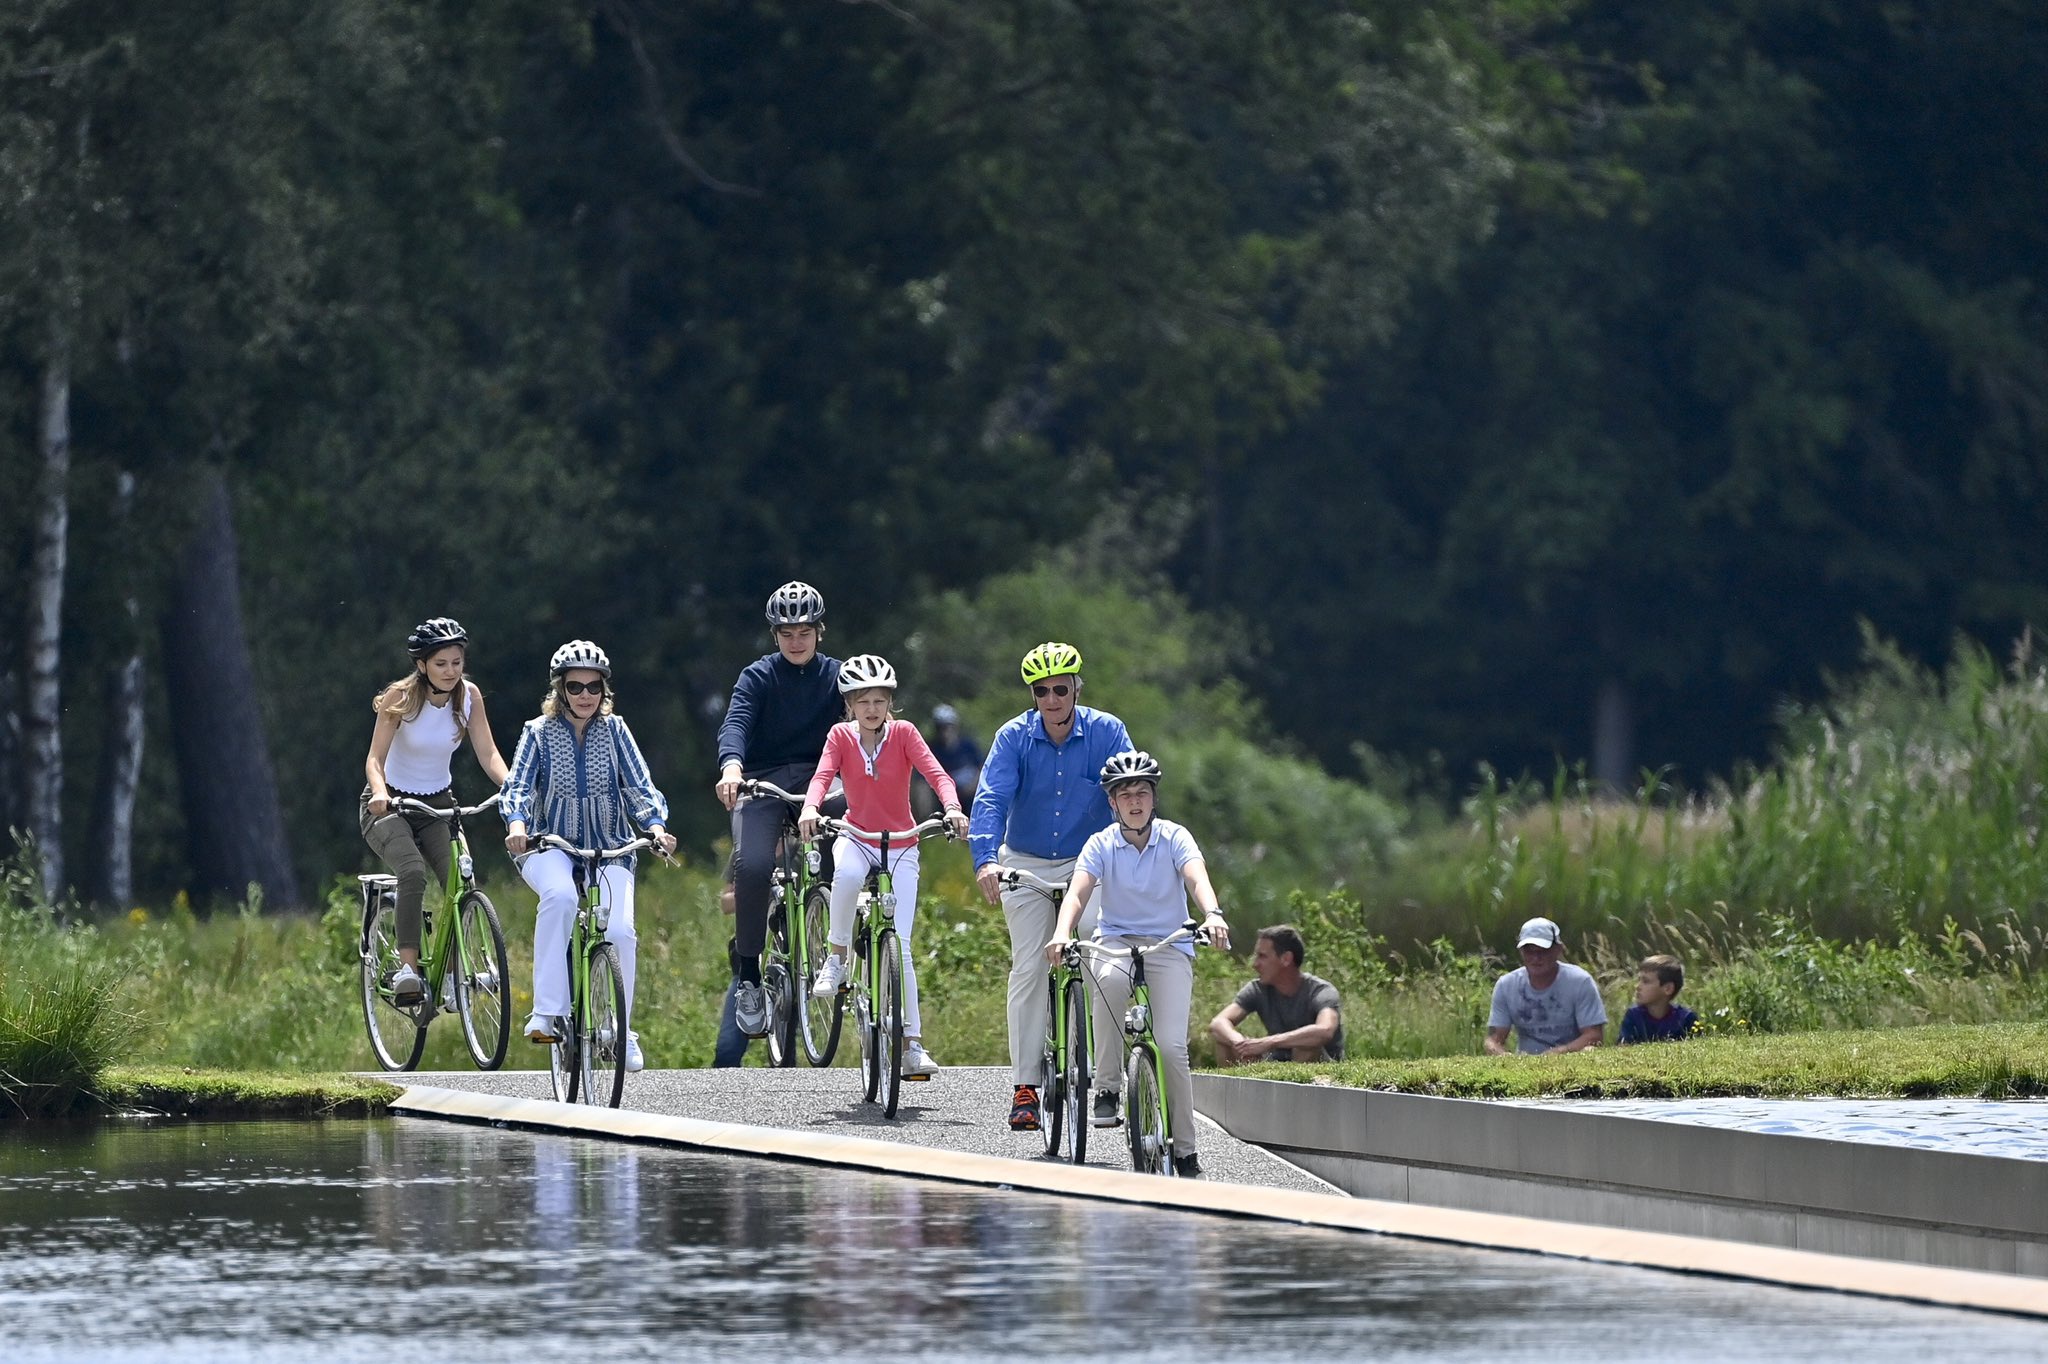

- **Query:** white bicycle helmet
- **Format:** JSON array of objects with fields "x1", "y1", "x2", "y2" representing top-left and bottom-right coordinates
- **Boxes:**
[
  {"x1": 765, "y1": 581, "x2": 826, "y2": 626},
  {"x1": 837, "y1": 653, "x2": 898, "y2": 693},
  {"x1": 549, "y1": 639, "x2": 611, "y2": 677},
  {"x1": 1099, "y1": 749, "x2": 1162, "y2": 790}
]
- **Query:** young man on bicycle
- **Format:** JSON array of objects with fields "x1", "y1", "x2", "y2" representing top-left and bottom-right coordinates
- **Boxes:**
[
  {"x1": 1046, "y1": 750, "x2": 1229, "y2": 1178},
  {"x1": 714, "y1": 581, "x2": 844, "y2": 1037},
  {"x1": 970, "y1": 641, "x2": 1133, "y2": 1132}
]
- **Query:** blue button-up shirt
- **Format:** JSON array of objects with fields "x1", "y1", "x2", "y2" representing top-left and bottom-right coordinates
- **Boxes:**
[{"x1": 968, "y1": 704, "x2": 1134, "y2": 867}]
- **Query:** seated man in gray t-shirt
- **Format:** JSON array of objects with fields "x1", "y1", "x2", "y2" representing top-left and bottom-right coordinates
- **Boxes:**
[
  {"x1": 1485, "y1": 917, "x2": 1606, "y2": 1055},
  {"x1": 1208, "y1": 925, "x2": 1344, "y2": 1063}
]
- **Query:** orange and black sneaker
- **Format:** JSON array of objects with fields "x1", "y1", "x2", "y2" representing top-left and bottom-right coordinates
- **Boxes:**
[{"x1": 1008, "y1": 1084, "x2": 1042, "y2": 1131}]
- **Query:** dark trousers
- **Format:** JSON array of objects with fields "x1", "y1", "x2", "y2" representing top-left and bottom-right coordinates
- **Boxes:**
[
  {"x1": 730, "y1": 761, "x2": 841, "y2": 961},
  {"x1": 359, "y1": 786, "x2": 454, "y2": 952}
]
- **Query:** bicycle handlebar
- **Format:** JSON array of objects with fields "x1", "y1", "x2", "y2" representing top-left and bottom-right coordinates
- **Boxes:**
[
  {"x1": 1061, "y1": 920, "x2": 1217, "y2": 966},
  {"x1": 532, "y1": 832, "x2": 667, "y2": 864},
  {"x1": 737, "y1": 778, "x2": 806, "y2": 806},
  {"x1": 387, "y1": 793, "x2": 502, "y2": 819},
  {"x1": 816, "y1": 813, "x2": 954, "y2": 844},
  {"x1": 998, "y1": 865, "x2": 1069, "y2": 897}
]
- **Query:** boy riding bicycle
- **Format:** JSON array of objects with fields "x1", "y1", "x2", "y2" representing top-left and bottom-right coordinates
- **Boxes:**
[{"x1": 1045, "y1": 750, "x2": 1229, "y2": 1178}]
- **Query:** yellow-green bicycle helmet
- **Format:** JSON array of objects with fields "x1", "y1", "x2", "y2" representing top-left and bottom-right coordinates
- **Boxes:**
[{"x1": 1019, "y1": 641, "x2": 1083, "y2": 686}]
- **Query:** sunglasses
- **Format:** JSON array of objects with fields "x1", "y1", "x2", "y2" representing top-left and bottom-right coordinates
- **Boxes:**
[
  {"x1": 560, "y1": 679, "x2": 606, "y2": 696},
  {"x1": 1031, "y1": 683, "x2": 1071, "y2": 698}
]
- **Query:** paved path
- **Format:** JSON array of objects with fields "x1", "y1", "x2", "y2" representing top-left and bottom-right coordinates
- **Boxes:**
[{"x1": 406, "y1": 1063, "x2": 1337, "y2": 1195}]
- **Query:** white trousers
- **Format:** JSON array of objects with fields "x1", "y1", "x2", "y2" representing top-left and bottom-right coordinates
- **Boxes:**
[
  {"x1": 521, "y1": 849, "x2": 637, "y2": 1024},
  {"x1": 829, "y1": 836, "x2": 923, "y2": 1036},
  {"x1": 1000, "y1": 846, "x2": 1097, "y2": 1084},
  {"x1": 1087, "y1": 938, "x2": 1197, "y2": 1157}
]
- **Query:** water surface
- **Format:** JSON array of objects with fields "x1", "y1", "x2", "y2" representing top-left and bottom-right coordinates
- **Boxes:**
[{"x1": 3, "y1": 1119, "x2": 2044, "y2": 1361}]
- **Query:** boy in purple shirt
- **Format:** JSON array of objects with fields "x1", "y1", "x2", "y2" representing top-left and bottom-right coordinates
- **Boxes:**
[{"x1": 1617, "y1": 954, "x2": 1697, "y2": 1044}]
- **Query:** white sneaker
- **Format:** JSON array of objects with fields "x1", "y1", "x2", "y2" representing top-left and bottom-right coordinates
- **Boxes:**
[
  {"x1": 523, "y1": 1012, "x2": 563, "y2": 1043},
  {"x1": 811, "y1": 954, "x2": 849, "y2": 998},
  {"x1": 901, "y1": 1041, "x2": 940, "y2": 1079},
  {"x1": 390, "y1": 963, "x2": 425, "y2": 1007},
  {"x1": 625, "y1": 1032, "x2": 645, "y2": 1072}
]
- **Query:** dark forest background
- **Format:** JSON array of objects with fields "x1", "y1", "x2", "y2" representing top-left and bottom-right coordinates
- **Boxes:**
[{"x1": 4, "y1": 1, "x2": 2045, "y2": 907}]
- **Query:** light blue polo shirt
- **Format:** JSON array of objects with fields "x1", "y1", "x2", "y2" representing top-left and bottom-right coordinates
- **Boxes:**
[{"x1": 1077, "y1": 818, "x2": 1205, "y2": 955}]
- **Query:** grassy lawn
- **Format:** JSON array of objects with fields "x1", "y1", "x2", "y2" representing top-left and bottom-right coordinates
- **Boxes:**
[
  {"x1": 94, "y1": 1067, "x2": 402, "y2": 1118},
  {"x1": 1225, "y1": 1021, "x2": 2048, "y2": 1099}
]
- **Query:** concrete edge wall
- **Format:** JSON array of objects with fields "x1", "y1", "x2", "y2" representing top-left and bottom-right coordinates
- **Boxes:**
[{"x1": 1192, "y1": 1074, "x2": 2048, "y2": 1275}]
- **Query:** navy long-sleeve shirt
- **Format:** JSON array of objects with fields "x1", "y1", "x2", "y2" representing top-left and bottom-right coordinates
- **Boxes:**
[{"x1": 716, "y1": 651, "x2": 844, "y2": 772}]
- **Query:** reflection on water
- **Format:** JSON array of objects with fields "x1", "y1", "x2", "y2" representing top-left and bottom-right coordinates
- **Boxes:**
[{"x1": 2, "y1": 1118, "x2": 2045, "y2": 1362}]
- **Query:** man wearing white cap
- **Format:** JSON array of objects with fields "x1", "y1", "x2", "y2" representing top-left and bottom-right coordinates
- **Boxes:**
[{"x1": 1484, "y1": 917, "x2": 1607, "y2": 1055}]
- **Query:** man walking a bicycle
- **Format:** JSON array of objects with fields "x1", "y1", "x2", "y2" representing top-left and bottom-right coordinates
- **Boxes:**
[
  {"x1": 1045, "y1": 750, "x2": 1229, "y2": 1178},
  {"x1": 970, "y1": 641, "x2": 1134, "y2": 1133}
]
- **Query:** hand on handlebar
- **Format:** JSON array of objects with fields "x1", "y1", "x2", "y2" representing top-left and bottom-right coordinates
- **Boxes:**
[
  {"x1": 1199, "y1": 913, "x2": 1231, "y2": 951},
  {"x1": 943, "y1": 807, "x2": 969, "y2": 840},
  {"x1": 652, "y1": 829, "x2": 678, "y2": 860},
  {"x1": 715, "y1": 762, "x2": 744, "y2": 811},
  {"x1": 1043, "y1": 932, "x2": 1072, "y2": 967},
  {"x1": 505, "y1": 821, "x2": 528, "y2": 856},
  {"x1": 368, "y1": 793, "x2": 390, "y2": 818},
  {"x1": 975, "y1": 863, "x2": 1003, "y2": 905},
  {"x1": 798, "y1": 805, "x2": 821, "y2": 843}
]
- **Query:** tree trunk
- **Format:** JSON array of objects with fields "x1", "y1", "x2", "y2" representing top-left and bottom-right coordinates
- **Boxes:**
[
  {"x1": 0, "y1": 670, "x2": 21, "y2": 836},
  {"x1": 161, "y1": 464, "x2": 299, "y2": 906},
  {"x1": 91, "y1": 471, "x2": 146, "y2": 907},
  {"x1": 1592, "y1": 676, "x2": 1635, "y2": 795},
  {"x1": 23, "y1": 336, "x2": 72, "y2": 898}
]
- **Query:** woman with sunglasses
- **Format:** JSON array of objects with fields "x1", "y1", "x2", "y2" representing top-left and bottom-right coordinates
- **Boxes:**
[
  {"x1": 966, "y1": 641, "x2": 1135, "y2": 1134},
  {"x1": 501, "y1": 640, "x2": 676, "y2": 1068}
]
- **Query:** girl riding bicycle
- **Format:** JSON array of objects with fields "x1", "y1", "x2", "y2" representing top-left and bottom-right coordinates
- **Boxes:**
[
  {"x1": 1045, "y1": 750, "x2": 1229, "y2": 1178},
  {"x1": 361, "y1": 617, "x2": 510, "y2": 1007},
  {"x1": 501, "y1": 640, "x2": 676, "y2": 1071},
  {"x1": 798, "y1": 654, "x2": 970, "y2": 1079}
]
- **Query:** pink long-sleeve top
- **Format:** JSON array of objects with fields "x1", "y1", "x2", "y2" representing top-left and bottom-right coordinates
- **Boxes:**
[{"x1": 807, "y1": 719, "x2": 959, "y2": 843}]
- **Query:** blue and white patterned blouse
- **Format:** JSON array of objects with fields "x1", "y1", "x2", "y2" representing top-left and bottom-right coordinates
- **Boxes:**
[{"x1": 500, "y1": 713, "x2": 668, "y2": 867}]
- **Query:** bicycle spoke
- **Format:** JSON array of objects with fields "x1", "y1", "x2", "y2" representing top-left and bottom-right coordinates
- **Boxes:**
[{"x1": 358, "y1": 890, "x2": 427, "y2": 1072}]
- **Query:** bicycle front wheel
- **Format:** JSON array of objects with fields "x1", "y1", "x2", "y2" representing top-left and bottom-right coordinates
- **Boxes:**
[
  {"x1": 454, "y1": 890, "x2": 511, "y2": 1071},
  {"x1": 360, "y1": 897, "x2": 428, "y2": 1072},
  {"x1": 1038, "y1": 972, "x2": 1062, "y2": 1158},
  {"x1": 550, "y1": 944, "x2": 578, "y2": 1103},
  {"x1": 764, "y1": 900, "x2": 798, "y2": 1068},
  {"x1": 579, "y1": 942, "x2": 629, "y2": 1109},
  {"x1": 1125, "y1": 1044, "x2": 1171, "y2": 1176},
  {"x1": 1063, "y1": 975, "x2": 1093, "y2": 1166},
  {"x1": 799, "y1": 883, "x2": 844, "y2": 1066},
  {"x1": 879, "y1": 927, "x2": 905, "y2": 1119}
]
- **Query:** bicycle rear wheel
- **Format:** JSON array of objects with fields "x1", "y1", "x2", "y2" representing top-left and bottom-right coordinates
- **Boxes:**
[
  {"x1": 359, "y1": 896, "x2": 428, "y2": 1072},
  {"x1": 579, "y1": 942, "x2": 629, "y2": 1109},
  {"x1": 799, "y1": 883, "x2": 844, "y2": 1066},
  {"x1": 454, "y1": 890, "x2": 511, "y2": 1071},
  {"x1": 1125, "y1": 1044, "x2": 1171, "y2": 1175},
  {"x1": 879, "y1": 927, "x2": 905, "y2": 1118},
  {"x1": 764, "y1": 901, "x2": 797, "y2": 1068},
  {"x1": 1063, "y1": 975, "x2": 1093, "y2": 1166},
  {"x1": 1038, "y1": 973, "x2": 1061, "y2": 1157}
]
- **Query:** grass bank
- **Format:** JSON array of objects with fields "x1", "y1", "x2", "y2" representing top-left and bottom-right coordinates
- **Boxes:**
[
  {"x1": 96, "y1": 1067, "x2": 401, "y2": 1118},
  {"x1": 1237, "y1": 1021, "x2": 2048, "y2": 1099}
]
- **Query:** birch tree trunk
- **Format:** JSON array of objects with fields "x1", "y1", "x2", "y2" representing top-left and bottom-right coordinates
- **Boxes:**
[
  {"x1": 160, "y1": 464, "x2": 299, "y2": 907},
  {"x1": 23, "y1": 328, "x2": 72, "y2": 898},
  {"x1": 90, "y1": 470, "x2": 146, "y2": 908}
]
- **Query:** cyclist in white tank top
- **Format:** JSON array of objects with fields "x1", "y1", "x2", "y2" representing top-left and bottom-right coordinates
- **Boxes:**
[{"x1": 362, "y1": 617, "x2": 510, "y2": 1005}]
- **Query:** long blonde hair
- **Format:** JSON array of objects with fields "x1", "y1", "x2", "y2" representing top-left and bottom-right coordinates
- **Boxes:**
[{"x1": 376, "y1": 657, "x2": 474, "y2": 727}]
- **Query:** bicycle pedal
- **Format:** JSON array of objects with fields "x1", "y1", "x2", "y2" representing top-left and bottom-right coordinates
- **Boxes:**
[{"x1": 902, "y1": 1074, "x2": 933, "y2": 1082}]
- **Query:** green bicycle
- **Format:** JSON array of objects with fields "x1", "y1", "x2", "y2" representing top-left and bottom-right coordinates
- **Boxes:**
[
  {"x1": 738, "y1": 779, "x2": 843, "y2": 1068},
  {"x1": 817, "y1": 812, "x2": 951, "y2": 1118},
  {"x1": 359, "y1": 794, "x2": 511, "y2": 1072},
  {"x1": 531, "y1": 832, "x2": 665, "y2": 1108},
  {"x1": 1000, "y1": 864, "x2": 1091, "y2": 1164},
  {"x1": 1067, "y1": 921, "x2": 1208, "y2": 1176}
]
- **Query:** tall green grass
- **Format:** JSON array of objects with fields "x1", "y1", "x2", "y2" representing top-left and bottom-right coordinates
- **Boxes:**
[{"x1": 0, "y1": 851, "x2": 140, "y2": 1116}]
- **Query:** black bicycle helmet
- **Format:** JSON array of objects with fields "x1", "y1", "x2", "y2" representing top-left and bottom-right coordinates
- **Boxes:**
[
  {"x1": 765, "y1": 581, "x2": 826, "y2": 626},
  {"x1": 1099, "y1": 750, "x2": 1163, "y2": 790},
  {"x1": 407, "y1": 617, "x2": 468, "y2": 657}
]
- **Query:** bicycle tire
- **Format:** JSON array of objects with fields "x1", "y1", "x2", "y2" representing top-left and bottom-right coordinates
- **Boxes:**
[
  {"x1": 1038, "y1": 971, "x2": 1062, "y2": 1157},
  {"x1": 799, "y1": 883, "x2": 844, "y2": 1066},
  {"x1": 359, "y1": 896, "x2": 428, "y2": 1072},
  {"x1": 879, "y1": 926, "x2": 905, "y2": 1118},
  {"x1": 580, "y1": 942, "x2": 629, "y2": 1109},
  {"x1": 1126, "y1": 1044, "x2": 1171, "y2": 1175},
  {"x1": 1064, "y1": 974, "x2": 1093, "y2": 1166},
  {"x1": 550, "y1": 943, "x2": 578, "y2": 1103},
  {"x1": 454, "y1": 890, "x2": 511, "y2": 1071},
  {"x1": 764, "y1": 901, "x2": 797, "y2": 1068}
]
